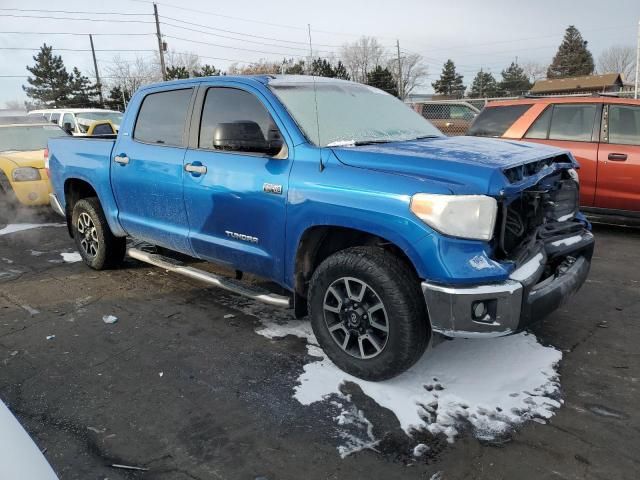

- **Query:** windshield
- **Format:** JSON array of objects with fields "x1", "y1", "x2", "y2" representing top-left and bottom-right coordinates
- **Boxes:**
[
  {"x1": 76, "y1": 111, "x2": 123, "y2": 124},
  {"x1": 270, "y1": 81, "x2": 442, "y2": 147},
  {"x1": 0, "y1": 125, "x2": 67, "y2": 152}
]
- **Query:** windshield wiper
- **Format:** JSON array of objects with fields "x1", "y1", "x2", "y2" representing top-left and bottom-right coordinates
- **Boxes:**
[
  {"x1": 353, "y1": 139, "x2": 394, "y2": 146},
  {"x1": 411, "y1": 135, "x2": 440, "y2": 140}
]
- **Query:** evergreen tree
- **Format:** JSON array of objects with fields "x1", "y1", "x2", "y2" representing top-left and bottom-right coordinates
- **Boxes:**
[
  {"x1": 310, "y1": 58, "x2": 335, "y2": 77},
  {"x1": 284, "y1": 60, "x2": 306, "y2": 75},
  {"x1": 432, "y1": 59, "x2": 465, "y2": 97},
  {"x1": 106, "y1": 85, "x2": 128, "y2": 111},
  {"x1": 166, "y1": 66, "x2": 190, "y2": 80},
  {"x1": 23, "y1": 44, "x2": 73, "y2": 107},
  {"x1": 333, "y1": 61, "x2": 350, "y2": 80},
  {"x1": 193, "y1": 64, "x2": 222, "y2": 77},
  {"x1": 468, "y1": 69, "x2": 499, "y2": 98},
  {"x1": 68, "y1": 67, "x2": 100, "y2": 108},
  {"x1": 367, "y1": 66, "x2": 398, "y2": 97},
  {"x1": 547, "y1": 25, "x2": 595, "y2": 78},
  {"x1": 499, "y1": 62, "x2": 532, "y2": 96}
]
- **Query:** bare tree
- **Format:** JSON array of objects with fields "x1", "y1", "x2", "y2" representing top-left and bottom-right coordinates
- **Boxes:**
[
  {"x1": 340, "y1": 36, "x2": 386, "y2": 83},
  {"x1": 597, "y1": 45, "x2": 636, "y2": 83},
  {"x1": 388, "y1": 53, "x2": 428, "y2": 99},
  {"x1": 3, "y1": 100, "x2": 24, "y2": 110},
  {"x1": 227, "y1": 59, "x2": 282, "y2": 75},
  {"x1": 105, "y1": 55, "x2": 160, "y2": 96},
  {"x1": 521, "y1": 61, "x2": 548, "y2": 83},
  {"x1": 163, "y1": 50, "x2": 201, "y2": 75}
]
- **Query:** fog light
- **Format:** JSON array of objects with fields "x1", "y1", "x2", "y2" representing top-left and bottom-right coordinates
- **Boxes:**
[{"x1": 472, "y1": 301, "x2": 488, "y2": 320}]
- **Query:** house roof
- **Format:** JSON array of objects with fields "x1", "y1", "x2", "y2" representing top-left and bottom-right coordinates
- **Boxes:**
[{"x1": 530, "y1": 73, "x2": 624, "y2": 93}]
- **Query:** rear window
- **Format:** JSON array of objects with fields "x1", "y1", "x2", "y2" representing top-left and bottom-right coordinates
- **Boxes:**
[
  {"x1": 467, "y1": 104, "x2": 532, "y2": 137},
  {"x1": 0, "y1": 125, "x2": 67, "y2": 152},
  {"x1": 134, "y1": 89, "x2": 193, "y2": 146},
  {"x1": 608, "y1": 105, "x2": 640, "y2": 145}
]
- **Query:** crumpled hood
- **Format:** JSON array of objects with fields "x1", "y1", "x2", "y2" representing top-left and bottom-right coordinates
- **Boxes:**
[{"x1": 331, "y1": 136, "x2": 571, "y2": 195}]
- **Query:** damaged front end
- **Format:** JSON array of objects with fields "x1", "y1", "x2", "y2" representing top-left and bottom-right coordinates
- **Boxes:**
[{"x1": 423, "y1": 155, "x2": 595, "y2": 338}]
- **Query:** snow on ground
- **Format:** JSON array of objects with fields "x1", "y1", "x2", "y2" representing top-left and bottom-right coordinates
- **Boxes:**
[
  {"x1": 0, "y1": 223, "x2": 65, "y2": 236},
  {"x1": 217, "y1": 293, "x2": 563, "y2": 455},
  {"x1": 60, "y1": 252, "x2": 82, "y2": 263}
]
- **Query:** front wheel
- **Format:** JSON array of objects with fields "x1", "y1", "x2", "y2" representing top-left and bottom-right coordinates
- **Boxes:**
[
  {"x1": 72, "y1": 198, "x2": 126, "y2": 270},
  {"x1": 308, "y1": 247, "x2": 429, "y2": 381}
]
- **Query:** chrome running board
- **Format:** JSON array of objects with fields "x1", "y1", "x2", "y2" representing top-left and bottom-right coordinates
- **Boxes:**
[{"x1": 127, "y1": 247, "x2": 291, "y2": 308}]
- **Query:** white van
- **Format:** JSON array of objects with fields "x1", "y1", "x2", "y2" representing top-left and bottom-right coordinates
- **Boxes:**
[{"x1": 27, "y1": 108, "x2": 123, "y2": 136}]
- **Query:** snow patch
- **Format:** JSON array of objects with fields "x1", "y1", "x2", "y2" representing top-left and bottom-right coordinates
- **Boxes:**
[
  {"x1": 61, "y1": 252, "x2": 82, "y2": 263},
  {"x1": 327, "y1": 140, "x2": 356, "y2": 147},
  {"x1": 0, "y1": 223, "x2": 65, "y2": 236},
  {"x1": 255, "y1": 319, "x2": 562, "y2": 444},
  {"x1": 102, "y1": 315, "x2": 118, "y2": 324}
]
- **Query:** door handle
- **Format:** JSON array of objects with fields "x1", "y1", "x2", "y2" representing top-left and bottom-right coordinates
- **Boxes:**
[
  {"x1": 608, "y1": 153, "x2": 627, "y2": 161},
  {"x1": 445, "y1": 122, "x2": 454, "y2": 127},
  {"x1": 185, "y1": 163, "x2": 207, "y2": 175},
  {"x1": 114, "y1": 155, "x2": 129, "y2": 165}
]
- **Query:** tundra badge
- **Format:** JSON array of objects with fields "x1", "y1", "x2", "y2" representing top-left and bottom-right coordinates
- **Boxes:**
[
  {"x1": 263, "y1": 183, "x2": 283, "y2": 195},
  {"x1": 225, "y1": 231, "x2": 259, "y2": 244}
]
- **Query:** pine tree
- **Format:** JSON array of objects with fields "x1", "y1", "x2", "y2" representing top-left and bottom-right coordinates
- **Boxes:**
[
  {"x1": 23, "y1": 44, "x2": 73, "y2": 107},
  {"x1": 367, "y1": 66, "x2": 398, "y2": 97},
  {"x1": 193, "y1": 64, "x2": 222, "y2": 77},
  {"x1": 333, "y1": 61, "x2": 350, "y2": 80},
  {"x1": 68, "y1": 67, "x2": 100, "y2": 108},
  {"x1": 166, "y1": 66, "x2": 190, "y2": 80},
  {"x1": 284, "y1": 60, "x2": 306, "y2": 75},
  {"x1": 547, "y1": 26, "x2": 595, "y2": 78},
  {"x1": 499, "y1": 62, "x2": 532, "y2": 96},
  {"x1": 468, "y1": 69, "x2": 499, "y2": 98},
  {"x1": 106, "y1": 85, "x2": 127, "y2": 111},
  {"x1": 432, "y1": 59, "x2": 465, "y2": 97},
  {"x1": 310, "y1": 58, "x2": 335, "y2": 77}
]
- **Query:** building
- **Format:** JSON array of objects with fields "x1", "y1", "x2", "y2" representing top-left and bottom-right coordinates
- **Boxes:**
[{"x1": 530, "y1": 73, "x2": 625, "y2": 95}]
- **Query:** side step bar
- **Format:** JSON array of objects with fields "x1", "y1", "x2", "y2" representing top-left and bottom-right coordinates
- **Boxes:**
[{"x1": 127, "y1": 248, "x2": 291, "y2": 308}]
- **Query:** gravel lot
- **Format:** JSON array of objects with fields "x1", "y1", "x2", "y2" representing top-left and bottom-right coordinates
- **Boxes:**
[{"x1": 0, "y1": 208, "x2": 638, "y2": 480}]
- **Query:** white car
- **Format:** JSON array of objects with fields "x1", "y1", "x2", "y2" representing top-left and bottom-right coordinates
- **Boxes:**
[
  {"x1": 0, "y1": 400, "x2": 58, "y2": 479},
  {"x1": 27, "y1": 108, "x2": 123, "y2": 136}
]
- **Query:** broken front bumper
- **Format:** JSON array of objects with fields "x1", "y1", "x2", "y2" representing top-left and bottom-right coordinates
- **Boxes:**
[{"x1": 422, "y1": 229, "x2": 594, "y2": 338}]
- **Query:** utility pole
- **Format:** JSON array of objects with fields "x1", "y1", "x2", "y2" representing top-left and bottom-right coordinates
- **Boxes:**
[
  {"x1": 635, "y1": 18, "x2": 640, "y2": 99},
  {"x1": 88, "y1": 34, "x2": 104, "y2": 106},
  {"x1": 396, "y1": 40, "x2": 403, "y2": 99},
  {"x1": 154, "y1": 3, "x2": 167, "y2": 80}
]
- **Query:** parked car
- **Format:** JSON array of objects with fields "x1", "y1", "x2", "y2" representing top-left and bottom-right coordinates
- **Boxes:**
[
  {"x1": 0, "y1": 400, "x2": 58, "y2": 479},
  {"x1": 411, "y1": 101, "x2": 480, "y2": 136},
  {"x1": 48, "y1": 76, "x2": 594, "y2": 381},
  {"x1": 0, "y1": 116, "x2": 67, "y2": 207},
  {"x1": 28, "y1": 108, "x2": 123, "y2": 136},
  {"x1": 468, "y1": 96, "x2": 640, "y2": 217}
]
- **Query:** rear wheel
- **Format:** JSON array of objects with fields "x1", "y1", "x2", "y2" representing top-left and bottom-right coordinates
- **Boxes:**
[
  {"x1": 72, "y1": 198, "x2": 126, "y2": 270},
  {"x1": 0, "y1": 172, "x2": 17, "y2": 223},
  {"x1": 308, "y1": 246, "x2": 429, "y2": 381}
]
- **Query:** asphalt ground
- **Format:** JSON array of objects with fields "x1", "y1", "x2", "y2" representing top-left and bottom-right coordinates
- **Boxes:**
[{"x1": 0, "y1": 207, "x2": 638, "y2": 480}]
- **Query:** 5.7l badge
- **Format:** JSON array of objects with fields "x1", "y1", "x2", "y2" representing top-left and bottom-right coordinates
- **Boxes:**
[{"x1": 263, "y1": 183, "x2": 283, "y2": 195}]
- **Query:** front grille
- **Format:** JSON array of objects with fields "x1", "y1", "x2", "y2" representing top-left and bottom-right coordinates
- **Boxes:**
[{"x1": 495, "y1": 169, "x2": 579, "y2": 262}]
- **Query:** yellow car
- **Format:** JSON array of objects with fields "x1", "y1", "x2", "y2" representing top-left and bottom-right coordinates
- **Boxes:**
[{"x1": 0, "y1": 116, "x2": 68, "y2": 207}]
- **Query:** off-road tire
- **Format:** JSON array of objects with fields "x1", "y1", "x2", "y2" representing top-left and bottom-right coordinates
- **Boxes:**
[
  {"x1": 71, "y1": 197, "x2": 126, "y2": 270},
  {"x1": 308, "y1": 246, "x2": 429, "y2": 381}
]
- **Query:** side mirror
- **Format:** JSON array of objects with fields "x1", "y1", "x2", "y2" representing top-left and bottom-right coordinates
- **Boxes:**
[{"x1": 63, "y1": 122, "x2": 74, "y2": 134}]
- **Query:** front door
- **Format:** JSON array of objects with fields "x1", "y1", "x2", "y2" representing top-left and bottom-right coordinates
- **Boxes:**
[
  {"x1": 595, "y1": 104, "x2": 640, "y2": 212},
  {"x1": 111, "y1": 87, "x2": 195, "y2": 253},
  {"x1": 182, "y1": 85, "x2": 293, "y2": 281}
]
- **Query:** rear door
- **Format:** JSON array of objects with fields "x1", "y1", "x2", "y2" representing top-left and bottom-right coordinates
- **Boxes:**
[
  {"x1": 522, "y1": 102, "x2": 601, "y2": 207},
  {"x1": 595, "y1": 103, "x2": 640, "y2": 212},
  {"x1": 111, "y1": 86, "x2": 196, "y2": 253},
  {"x1": 182, "y1": 83, "x2": 293, "y2": 281}
]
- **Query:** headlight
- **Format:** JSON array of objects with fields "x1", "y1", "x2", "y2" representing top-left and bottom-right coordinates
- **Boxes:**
[
  {"x1": 12, "y1": 167, "x2": 41, "y2": 182},
  {"x1": 410, "y1": 193, "x2": 497, "y2": 241}
]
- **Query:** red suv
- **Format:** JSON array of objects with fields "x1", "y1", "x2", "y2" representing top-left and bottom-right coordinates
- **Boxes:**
[{"x1": 468, "y1": 96, "x2": 640, "y2": 217}]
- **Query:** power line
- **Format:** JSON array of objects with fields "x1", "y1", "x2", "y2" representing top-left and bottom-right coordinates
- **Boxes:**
[
  {"x1": 163, "y1": 34, "x2": 315, "y2": 58},
  {"x1": 0, "y1": 47, "x2": 157, "y2": 52},
  {"x1": 0, "y1": 14, "x2": 155, "y2": 24},
  {"x1": 0, "y1": 7, "x2": 150, "y2": 16},
  {"x1": 0, "y1": 31, "x2": 156, "y2": 36}
]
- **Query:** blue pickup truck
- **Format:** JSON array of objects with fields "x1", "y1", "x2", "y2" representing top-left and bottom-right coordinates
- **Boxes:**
[{"x1": 48, "y1": 75, "x2": 594, "y2": 380}]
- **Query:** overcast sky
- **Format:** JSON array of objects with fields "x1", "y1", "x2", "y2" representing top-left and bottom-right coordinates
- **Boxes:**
[{"x1": 0, "y1": 0, "x2": 638, "y2": 105}]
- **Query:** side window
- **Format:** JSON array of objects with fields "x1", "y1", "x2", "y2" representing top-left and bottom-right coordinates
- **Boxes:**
[
  {"x1": 467, "y1": 104, "x2": 532, "y2": 137},
  {"x1": 608, "y1": 105, "x2": 640, "y2": 145},
  {"x1": 134, "y1": 88, "x2": 193, "y2": 146},
  {"x1": 50, "y1": 113, "x2": 60, "y2": 124},
  {"x1": 422, "y1": 104, "x2": 449, "y2": 120},
  {"x1": 548, "y1": 104, "x2": 597, "y2": 142},
  {"x1": 450, "y1": 105, "x2": 475, "y2": 120},
  {"x1": 62, "y1": 113, "x2": 76, "y2": 131},
  {"x1": 524, "y1": 106, "x2": 553, "y2": 139},
  {"x1": 198, "y1": 87, "x2": 284, "y2": 156}
]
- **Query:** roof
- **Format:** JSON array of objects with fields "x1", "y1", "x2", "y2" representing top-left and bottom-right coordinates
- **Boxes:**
[
  {"x1": 530, "y1": 74, "x2": 624, "y2": 93},
  {"x1": 485, "y1": 95, "x2": 640, "y2": 107},
  {"x1": 28, "y1": 108, "x2": 121, "y2": 114},
  {"x1": 0, "y1": 116, "x2": 53, "y2": 126}
]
